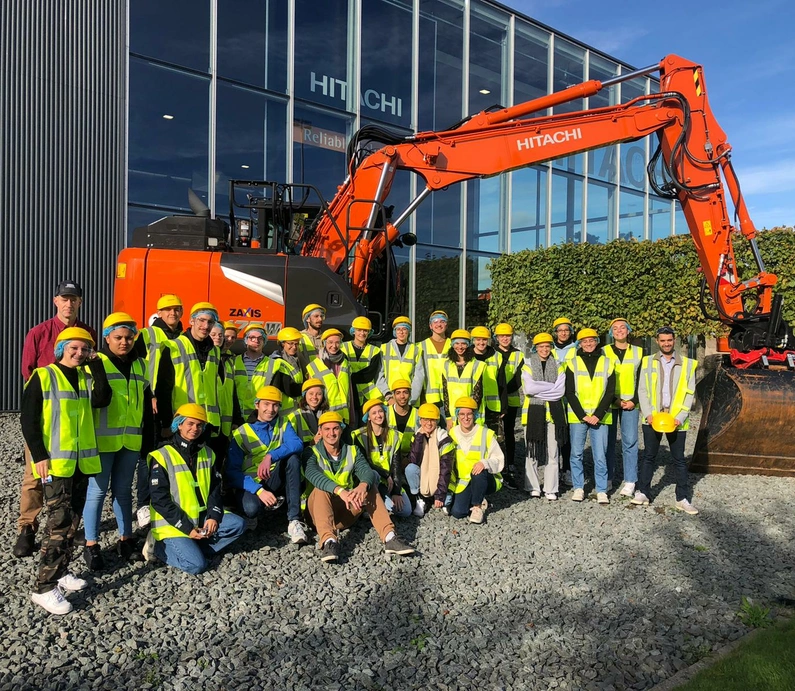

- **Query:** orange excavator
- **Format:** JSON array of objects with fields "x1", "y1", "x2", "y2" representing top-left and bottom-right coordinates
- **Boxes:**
[{"x1": 114, "y1": 54, "x2": 795, "y2": 476}]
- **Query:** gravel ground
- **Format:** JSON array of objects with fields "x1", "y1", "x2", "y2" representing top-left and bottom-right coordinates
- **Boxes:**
[{"x1": 0, "y1": 411, "x2": 793, "y2": 691}]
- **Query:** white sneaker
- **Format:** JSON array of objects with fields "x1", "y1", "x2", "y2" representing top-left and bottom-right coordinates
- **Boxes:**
[
  {"x1": 142, "y1": 531, "x2": 157, "y2": 562},
  {"x1": 412, "y1": 498, "x2": 426, "y2": 517},
  {"x1": 619, "y1": 482, "x2": 636, "y2": 497},
  {"x1": 287, "y1": 520, "x2": 309, "y2": 544},
  {"x1": 545, "y1": 493, "x2": 558, "y2": 501},
  {"x1": 631, "y1": 491, "x2": 650, "y2": 506},
  {"x1": 675, "y1": 499, "x2": 699, "y2": 515},
  {"x1": 530, "y1": 490, "x2": 541, "y2": 498},
  {"x1": 57, "y1": 574, "x2": 87, "y2": 591},
  {"x1": 571, "y1": 488, "x2": 585, "y2": 502},
  {"x1": 31, "y1": 587, "x2": 73, "y2": 615},
  {"x1": 136, "y1": 505, "x2": 151, "y2": 528},
  {"x1": 596, "y1": 492, "x2": 610, "y2": 505},
  {"x1": 469, "y1": 506, "x2": 484, "y2": 524}
]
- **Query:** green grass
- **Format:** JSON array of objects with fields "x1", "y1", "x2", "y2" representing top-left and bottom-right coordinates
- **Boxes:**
[{"x1": 676, "y1": 617, "x2": 795, "y2": 691}]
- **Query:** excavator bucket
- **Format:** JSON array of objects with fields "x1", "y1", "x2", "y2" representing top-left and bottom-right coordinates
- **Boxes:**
[{"x1": 693, "y1": 357, "x2": 795, "y2": 477}]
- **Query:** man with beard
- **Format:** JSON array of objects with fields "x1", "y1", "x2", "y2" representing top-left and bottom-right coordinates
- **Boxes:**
[{"x1": 299, "y1": 303, "x2": 326, "y2": 358}]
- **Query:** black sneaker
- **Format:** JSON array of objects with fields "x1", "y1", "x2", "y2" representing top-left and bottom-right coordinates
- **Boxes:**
[
  {"x1": 83, "y1": 543, "x2": 105, "y2": 571},
  {"x1": 117, "y1": 538, "x2": 144, "y2": 563},
  {"x1": 12, "y1": 526, "x2": 35, "y2": 558},
  {"x1": 71, "y1": 529, "x2": 86, "y2": 547},
  {"x1": 320, "y1": 540, "x2": 339, "y2": 562},
  {"x1": 384, "y1": 536, "x2": 415, "y2": 556}
]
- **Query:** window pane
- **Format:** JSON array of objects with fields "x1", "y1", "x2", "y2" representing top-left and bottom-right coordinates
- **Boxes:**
[
  {"x1": 511, "y1": 165, "x2": 547, "y2": 251},
  {"x1": 514, "y1": 22, "x2": 549, "y2": 106},
  {"x1": 619, "y1": 188, "x2": 644, "y2": 241},
  {"x1": 128, "y1": 205, "x2": 179, "y2": 242},
  {"x1": 130, "y1": 0, "x2": 210, "y2": 71},
  {"x1": 552, "y1": 39, "x2": 584, "y2": 114},
  {"x1": 586, "y1": 181, "x2": 613, "y2": 244},
  {"x1": 649, "y1": 196, "x2": 672, "y2": 240},
  {"x1": 465, "y1": 251, "x2": 497, "y2": 327},
  {"x1": 468, "y1": 3, "x2": 509, "y2": 114},
  {"x1": 466, "y1": 177, "x2": 502, "y2": 253},
  {"x1": 415, "y1": 245, "x2": 460, "y2": 335},
  {"x1": 674, "y1": 204, "x2": 688, "y2": 235},
  {"x1": 361, "y1": 0, "x2": 413, "y2": 128},
  {"x1": 215, "y1": 84, "x2": 287, "y2": 214},
  {"x1": 129, "y1": 59, "x2": 209, "y2": 209},
  {"x1": 217, "y1": 0, "x2": 288, "y2": 92},
  {"x1": 587, "y1": 55, "x2": 620, "y2": 184},
  {"x1": 418, "y1": 0, "x2": 464, "y2": 131},
  {"x1": 294, "y1": 0, "x2": 350, "y2": 108},
  {"x1": 550, "y1": 171, "x2": 582, "y2": 244},
  {"x1": 415, "y1": 186, "x2": 462, "y2": 248},
  {"x1": 620, "y1": 78, "x2": 647, "y2": 191}
]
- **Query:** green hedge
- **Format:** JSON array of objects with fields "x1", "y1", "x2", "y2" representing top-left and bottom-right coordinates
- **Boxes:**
[{"x1": 487, "y1": 227, "x2": 795, "y2": 338}]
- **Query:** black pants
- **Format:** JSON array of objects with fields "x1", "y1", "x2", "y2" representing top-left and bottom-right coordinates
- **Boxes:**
[
  {"x1": 637, "y1": 425, "x2": 689, "y2": 502},
  {"x1": 502, "y1": 405, "x2": 519, "y2": 470}
]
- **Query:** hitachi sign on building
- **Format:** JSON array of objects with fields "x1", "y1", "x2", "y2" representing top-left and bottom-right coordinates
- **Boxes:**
[{"x1": 517, "y1": 128, "x2": 583, "y2": 150}]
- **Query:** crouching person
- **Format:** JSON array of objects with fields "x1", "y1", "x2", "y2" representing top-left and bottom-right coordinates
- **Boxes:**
[
  {"x1": 144, "y1": 404, "x2": 245, "y2": 574},
  {"x1": 405, "y1": 403, "x2": 456, "y2": 517},
  {"x1": 304, "y1": 412, "x2": 415, "y2": 563},
  {"x1": 448, "y1": 397, "x2": 504, "y2": 523}
]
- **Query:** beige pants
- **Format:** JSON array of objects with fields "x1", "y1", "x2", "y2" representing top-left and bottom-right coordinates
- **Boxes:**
[
  {"x1": 307, "y1": 486, "x2": 394, "y2": 547},
  {"x1": 524, "y1": 423, "x2": 560, "y2": 495}
]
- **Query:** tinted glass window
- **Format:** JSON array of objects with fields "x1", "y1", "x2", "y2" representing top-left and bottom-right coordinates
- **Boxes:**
[
  {"x1": 618, "y1": 188, "x2": 645, "y2": 240},
  {"x1": 511, "y1": 166, "x2": 547, "y2": 251},
  {"x1": 586, "y1": 181, "x2": 613, "y2": 244},
  {"x1": 550, "y1": 171, "x2": 582, "y2": 244},
  {"x1": 514, "y1": 22, "x2": 549, "y2": 107},
  {"x1": 130, "y1": 0, "x2": 210, "y2": 71},
  {"x1": 293, "y1": 106, "x2": 352, "y2": 203},
  {"x1": 620, "y1": 78, "x2": 648, "y2": 190},
  {"x1": 468, "y1": 4, "x2": 508, "y2": 115},
  {"x1": 415, "y1": 244, "x2": 461, "y2": 335},
  {"x1": 467, "y1": 178, "x2": 503, "y2": 253}
]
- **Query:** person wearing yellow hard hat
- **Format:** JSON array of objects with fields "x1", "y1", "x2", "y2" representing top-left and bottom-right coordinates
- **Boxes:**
[
  {"x1": 143, "y1": 404, "x2": 246, "y2": 572},
  {"x1": 21, "y1": 325, "x2": 110, "y2": 614},
  {"x1": 491, "y1": 322, "x2": 525, "y2": 488},
  {"x1": 633, "y1": 326, "x2": 699, "y2": 515},
  {"x1": 15, "y1": 280, "x2": 98, "y2": 560},
  {"x1": 222, "y1": 321, "x2": 239, "y2": 353},
  {"x1": 377, "y1": 316, "x2": 421, "y2": 405},
  {"x1": 565, "y1": 328, "x2": 615, "y2": 505},
  {"x1": 83, "y1": 313, "x2": 152, "y2": 572},
  {"x1": 207, "y1": 321, "x2": 237, "y2": 445},
  {"x1": 304, "y1": 409, "x2": 415, "y2": 563},
  {"x1": 603, "y1": 318, "x2": 644, "y2": 498},
  {"x1": 384, "y1": 379, "x2": 419, "y2": 462},
  {"x1": 447, "y1": 396, "x2": 504, "y2": 524},
  {"x1": 305, "y1": 328, "x2": 355, "y2": 425},
  {"x1": 404, "y1": 403, "x2": 456, "y2": 517},
  {"x1": 470, "y1": 326, "x2": 503, "y2": 449},
  {"x1": 288, "y1": 378, "x2": 329, "y2": 445},
  {"x1": 416, "y1": 310, "x2": 451, "y2": 409},
  {"x1": 441, "y1": 329, "x2": 486, "y2": 424},
  {"x1": 139, "y1": 294, "x2": 184, "y2": 390},
  {"x1": 233, "y1": 323, "x2": 270, "y2": 419},
  {"x1": 257, "y1": 326, "x2": 307, "y2": 418},
  {"x1": 226, "y1": 386, "x2": 309, "y2": 544},
  {"x1": 522, "y1": 333, "x2": 567, "y2": 500},
  {"x1": 341, "y1": 316, "x2": 383, "y2": 423},
  {"x1": 551, "y1": 317, "x2": 576, "y2": 488},
  {"x1": 299, "y1": 303, "x2": 326, "y2": 357}
]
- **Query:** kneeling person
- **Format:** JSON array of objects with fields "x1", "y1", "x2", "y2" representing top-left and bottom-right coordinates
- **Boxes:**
[
  {"x1": 226, "y1": 386, "x2": 308, "y2": 544},
  {"x1": 405, "y1": 404, "x2": 456, "y2": 517},
  {"x1": 304, "y1": 412, "x2": 414, "y2": 562},
  {"x1": 146, "y1": 405, "x2": 245, "y2": 574}
]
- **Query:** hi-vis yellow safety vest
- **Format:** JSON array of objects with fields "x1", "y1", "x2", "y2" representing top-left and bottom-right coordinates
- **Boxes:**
[
  {"x1": 641, "y1": 355, "x2": 697, "y2": 431},
  {"x1": 566, "y1": 355, "x2": 614, "y2": 425},
  {"x1": 603, "y1": 344, "x2": 643, "y2": 406},
  {"x1": 479, "y1": 353, "x2": 501, "y2": 412},
  {"x1": 340, "y1": 342, "x2": 381, "y2": 404},
  {"x1": 381, "y1": 340, "x2": 419, "y2": 391},
  {"x1": 233, "y1": 354, "x2": 269, "y2": 417},
  {"x1": 496, "y1": 348, "x2": 525, "y2": 408},
  {"x1": 306, "y1": 357, "x2": 351, "y2": 423},
  {"x1": 168, "y1": 335, "x2": 222, "y2": 428},
  {"x1": 351, "y1": 427, "x2": 400, "y2": 475},
  {"x1": 93, "y1": 353, "x2": 146, "y2": 453},
  {"x1": 218, "y1": 356, "x2": 235, "y2": 437},
  {"x1": 299, "y1": 331, "x2": 320, "y2": 359},
  {"x1": 264, "y1": 356, "x2": 304, "y2": 416},
  {"x1": 231, "y1": 419, "x2": 289, "y2": 481},
  {"x1": 521, "y1": 357, "x2": 565, "y2": 425},
  {"x1": 443, "y1": 359, "x2": 486, "y2": 413},
  {"x1": 419, "y1": 337, "x2": 451, "y2": 403},
  {"x1": 448, "y1": 424, "x2": 503, "y2": 494},
  {"x1": 140, "y1": 325, "x2": 169, "y2": 390},
  {"x1": 30, "y1": 364, "x2": 101, "y2": 478},
  {"x1": 288, "y1": 408, "x2": 321, "y2": 445},
  {"x1": 310, "y1": 444, "x2": 357, "y2": 490},
  {"x1": 149, "y1": 444, "x2": 213, "y2": 540},
  {"x1": 386, "y1": 404, "x2": 419, "y2": 452}
]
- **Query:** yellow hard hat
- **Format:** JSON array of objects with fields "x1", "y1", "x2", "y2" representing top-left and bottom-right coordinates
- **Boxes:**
[
  {"x1": 470, "y1": 326, "x2": 491, "y2": 339},
  {"x1": 102, "y1": 312, "x2": 137, "y2": 331},
  {"x1": 321, "y1": 328, "x2": 343, "y2": 341},
  {"x1": 189, "y1": 302, "x2": 218, "y2": 317},
  {"x1": 553, "y1": 317, "x2": 573, "y2": 330},
  {"x1": 533, "y1": 332, "x2": 554, "y2": 346},
  {"x1": 242, "y1": 323, "x2": 266, "y2": 337},
  {"x1": 318, "y1": 411, "x2": 343, "y2": 426},
  {"x1": 277, "y1": 326, "x2": 302, "y2": 342},
  {"x1": 255, "y1": 386, "x2": 282, "y2": 403},
  {"x1": 362, "y1": 398, "x2": 385, "y2": 416},
  {"x1": 223, "y1": 321, "x2": 239, "y2": 332},
  {"x1": 418, "y1": 403, "x2": 441, "y2": 420},
  {"x1": 55, "y1": 327, "x2": 95, "y2": 347},
  {"x1": 302, "y1": 303, "x2": 326, "y2": 321},
  {"x1": 391, "y1": 379, "x2": 411, "y2": 392},
  {"x1": 392, "y1": 316, "x2": 411, "y2": 328},
  {"x1": 156, "y1": 294, "x2": 183, "y2": 310},
  {"x1": 175, "y1": 403, "x2": 208, "y2": 423},
  {"x1": 301, "y1": 378, "x2": 325, "y2": 393},
  {"x1": 429, "y1": 310, "x2": 448, "y2": 323},
  {"x1": 494, "y1": 323, "x2": 514, "y2": 336},
  {"x1": 651, "y1": 412, "x2": 677, "y2": 434},
  {"x1": 454, "y1": 396, "x2": 478, "y2": 411},
  {"x1": 351, "y1": 316, "x2": 372, "y2": 331},
  {"x1": 577, "y1": 328, "x2": 599, "y2": 340},
  {"x1": 609, "y1": 318, "x2": 629, "y2": 329},
  {"x1": 450, "y1": 329, "x2": 471, "y2": 342}
]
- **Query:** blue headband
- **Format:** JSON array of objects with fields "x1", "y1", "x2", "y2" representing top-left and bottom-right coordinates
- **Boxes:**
[
  {"x1": 609, "y1": 322, "x2": 632, "y2": 337},
  {"x1": 362, "y1": 403, "x2": 385, "y2": 423},
  {"x1": 171, "y1": 415, "x2": 204, "y2": 433},
  {"x1": 192, "y1": 309, "x2": 218, "y2": 322},
  {"x1": 102, "y1": 323, "x2": 138, "y2": 339},
  {"x1": 392, "y1": 322, "x2": 411, "y2": 339}
]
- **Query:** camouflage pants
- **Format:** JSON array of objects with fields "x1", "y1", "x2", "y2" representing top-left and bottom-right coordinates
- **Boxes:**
[{"x1": 34, "y1": 470, "x2": 88, "y2": 594}]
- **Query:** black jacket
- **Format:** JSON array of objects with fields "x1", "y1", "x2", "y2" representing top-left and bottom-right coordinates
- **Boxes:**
[{"x1": 564, "y1": 348, "x2": 616, "y2": 422}]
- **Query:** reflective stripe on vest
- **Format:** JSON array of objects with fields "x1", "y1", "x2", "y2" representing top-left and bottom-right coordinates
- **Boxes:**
[
  {"x1": 352, "y1": 427, "x2": 400, "y2": 474},
  {"x1": 32, "y1": 365, "x2": 101, "y2": 478},
  {"x1": 94, "y1": 353, "x2": 146, "y2": 452},
  {"x1": 149, "y1": 445, "x2": 213, "y2": 540},
  {"x1": 310, "y1": 444, "x2": 356, "y2": 489},
  {"x1": 305, "y1": 357, "x2": 351, "y2": 423},
  {"x1": 340, "y1": 342, "x2": 381, "y2": 403},
  {"x1": 299, "y1": 332, "x2": 319, "y2": 359},
  {"x1": 218, "y1": 357, "x2": 235, "y2": 437},
  {"x1": 603, "y1": 344, "x2": 643, "y2": 404},
  {"x1": 381, "y1": 341, "x2": 419, "y2": 391},
  {"x1": 170, "y1": 336, "x2": 221, "y2": 426},
  {"x1": 448, "y1": 424, "x2": 503, "y2": 494},
  {"x1": 641, "y1": 355, "x2": 697, "y2": 431},
  {"x1": 566, "y1": 355, "x2": 614, "y2": 424},
  {"x1": 444, "y1": 359, "x2": 486, "y2": 412},
  {"x1": 141, "y1": 326, "x2": 168, "y2": 390},
  {"x1": 386, "y1": 405, "x2": 419, "y2": 452},
  {"x1": 268, "y1": 356, "x2": 304, "y2": 416},
  {"x1": 500, "y1": 349, "x2": 525, "y2": 407},
  {"x1": 420, "y1": 337, "x2": 451, "y2": 403},
  {"x1": 231, "y1": 419, "x2": 287, "y2": 480},
  {"x1": 233, "y1": 354, "x2": 269, "y2": 417},
  {"x1": 288, "y1": 409, "x2": 319, "y2": 444},
  {"x1": 480, "y1": 354, "x2": 501, "y2": 412}
]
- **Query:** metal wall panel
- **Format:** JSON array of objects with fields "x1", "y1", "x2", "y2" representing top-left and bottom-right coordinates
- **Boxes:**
[{"x1": 0, "y1": 1, "x2": 127, "y2": 410}]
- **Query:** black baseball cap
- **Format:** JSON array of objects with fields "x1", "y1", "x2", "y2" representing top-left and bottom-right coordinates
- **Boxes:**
[{"x1": 55, "y1": 280, "x2": 83, "y2": 298}]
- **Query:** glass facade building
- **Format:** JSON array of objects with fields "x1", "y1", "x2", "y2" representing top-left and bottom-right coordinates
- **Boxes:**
[{"x1": 128, "y1": 0, "x2": 687, "y2": 333}]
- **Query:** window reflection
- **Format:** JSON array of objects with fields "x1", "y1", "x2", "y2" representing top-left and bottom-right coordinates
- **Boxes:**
[
  {"x1": 514, "y1": 22, "x2": 549, "y2": 106},
  {"x1": 511, "y1": 165, "x2": 547, "y2": 251},
  {"x1": 415, "y1": 186, "x2": 462, "y2": 248},
  {"x1": 466, "y1": 252, "x2": 498, "y2": 327},
  {"x1": 649, "y1": 196, "x2": 672, "y2": 240},
  {"x1": 467, "y1": 178, "x2": 502, "y2": 253},
  {"x1": 292, "y1": 106, "x2": 352, "y2": 203},
  {"x1": 620, "y1": 78, "x2": 648, "y2": 191},
  {"x1": 468, "y1": 3, "x2": 508, "y2": 114},
  {"x1": 551, "y1": 172, "x2": 582, "y2": 244},
  {"x1": 674, "y1": 205, "x2": 688, "y2": 235},
  {"x1": 415, "y1": 244, "x2": 461, "y2": 335},
  {"x1": 586, "y1": 181, "x2": 613, "y2": 244},
  {"x1": 130, "y1": 0, "x2": 210, "y2": 71},
  {"x1": 619, "y1": 189, "x2": 645, "y2": 240}
]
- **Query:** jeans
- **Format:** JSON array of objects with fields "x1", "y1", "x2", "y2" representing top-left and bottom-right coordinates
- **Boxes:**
[
  {"x1": 569, "y1": 422, "x2": 608, "y2": 493},
  {"x1": 606, "y1": 407, "x2": 639, "y2": 484},
  {"x1": 637, "y1": 424, "x2": 690, "y2": 502},
  {"x1": 450, "y1": 473, "x2": 498, "y2": 519},
  {"x1": 83, "y1": 448, "x2": 139, "y2": 542},
  {"x1": 381, "y1": 486, "x2": 412, "y2": 518},
  {"x1": 236, "y1": 453, "x2": 303, "y2": 522},
  {"x1": 154, "y1": 512, "x2": 246, "y2": 575},
  {"x1": 405, "y1": 464, "x2": 421, "y2": 495}
]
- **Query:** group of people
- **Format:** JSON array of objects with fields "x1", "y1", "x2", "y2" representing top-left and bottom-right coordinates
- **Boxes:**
[{"x1": 16, "y1": 281, "x2": 699, "y2": 616}]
